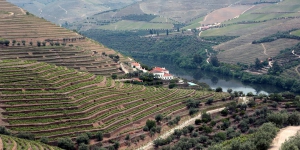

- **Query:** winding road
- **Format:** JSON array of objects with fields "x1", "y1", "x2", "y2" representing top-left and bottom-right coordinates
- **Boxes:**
[{"x1": 137, "y1": 107, "x2": 225, "y2": 150}]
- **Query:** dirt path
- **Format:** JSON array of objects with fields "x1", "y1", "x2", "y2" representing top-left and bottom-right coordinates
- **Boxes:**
[
  {"x1": 120, "y1": 63, "x2": 129, "y2": 74},
  {"x1": 137, "y1": 107, "x2": 225, "y2": 150},
  {"x1": 58, "y1": 5, "x2": 68, "y2": 14},
  {"x1": 19, "y1": 8, "x2": 26, "y2": 15},
  {"x1": 269, "y1": 126, "x2": 300, "y2": 150},
  {"x1": 261, "y1": 43, "x2": 268, "y2": 55}
]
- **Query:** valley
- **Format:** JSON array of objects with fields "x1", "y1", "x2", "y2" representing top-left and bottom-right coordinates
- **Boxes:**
[{"x1": 1, "y1": 0, "x2": 300, "y2": 149}]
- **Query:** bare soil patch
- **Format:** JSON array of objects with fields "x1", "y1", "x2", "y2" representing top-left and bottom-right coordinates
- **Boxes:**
[{"x1": 201, "y1": 5, "x2": 253, "y2": 25}]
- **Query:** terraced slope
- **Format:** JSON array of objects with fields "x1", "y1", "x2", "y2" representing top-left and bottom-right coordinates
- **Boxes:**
[
  {"x1": 0, "y1": 0, "x2": 126, "y2": 76},
  {"x1": 0, "y1": 59, "x2": 229, "y2": 141},
  {"x1": 0, "y1": 134, "x2": 62, "y2": 150}
]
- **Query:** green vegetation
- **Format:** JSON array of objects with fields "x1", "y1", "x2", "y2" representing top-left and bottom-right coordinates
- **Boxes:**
[
  {"x1": 0, "y1": 59, "x2": 228, "y2": 142},
  {"x1": 154, "y1": 93, "x2": 300, "y2": 149},
  {"x1": 0, "y1": 134, "x2": 62, "y2": 150},
  {"x1": 83, "y1": 29, "x2": 216, "y2": 69},
  {"x1": 281, "y1": 134, "x2": 300, "y2": 150},
  {"x1": 291, "y1": 29, "x2": 300, "y2": 36},
  {"x1": 98, "y1": 20, "x2": 173, "y2": 30}
]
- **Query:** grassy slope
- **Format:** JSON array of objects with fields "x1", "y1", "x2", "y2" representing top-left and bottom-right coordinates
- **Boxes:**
[
  {"x1": 291, "y1": 30, "x2": 300, "y2": 36},
  {"x1": 98, "y1": 20, "x2": 174, "y2": 30},
  {"x1": 200, "y1": 0, "x2": 300, "y2": 65}
]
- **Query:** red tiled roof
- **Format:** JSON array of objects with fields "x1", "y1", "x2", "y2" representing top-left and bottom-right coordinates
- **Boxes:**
[
  {"x1": 132, "y1": 62, "x2": 140, "y2": 67},
  {"x1": 163, "y1": 73, "x2": 173, "y2": 77},
  {"x1": 150, "y1": 70, "x2": 163, "y2": 73},
  {"x1": 152, "y1": 67, "x2": 167, "y2": 72}
]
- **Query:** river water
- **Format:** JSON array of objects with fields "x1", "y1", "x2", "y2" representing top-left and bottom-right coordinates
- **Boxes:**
[{"x1": 136, "y1": 58, "x2": 286, "y2": 95}]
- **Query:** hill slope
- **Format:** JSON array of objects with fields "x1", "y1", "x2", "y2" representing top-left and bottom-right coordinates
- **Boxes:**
[
  {"x1": 201, "y1": 0, "x2": 300, "y2": 64},
  {"x1": 6, "y1": 0, "x2": 142, "y2": 25},
  {"x1": 0, "y1": 0, "x2": 126, "y2": 76},
  {"x1": 0, "y1": 59, "x2": 229, "y2": 142},
  {"x1": 0, "y1": 134, "x2": 62, "y2": 150}
]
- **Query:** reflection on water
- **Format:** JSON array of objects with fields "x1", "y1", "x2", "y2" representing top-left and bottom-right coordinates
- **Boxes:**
[{"x1": 136, "y1": 58, "x2": 286, "y2": 95}]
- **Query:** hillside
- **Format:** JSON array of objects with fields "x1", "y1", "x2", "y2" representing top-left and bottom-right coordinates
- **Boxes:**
[
  {"x1": 67, "y1": 0, "x2": 280, "y2": 31},
  {"x1": 0, "y1": 59, "x2": 229, "y2": 143},
  {"x1": 201, "y1": 0, "x2": 300, "y2": 65},
  {"x1": 6, "y1": 0, "x2": 142, "y2": 25},
  {"x1": 0, "y1": 0, "x2": 127, "y2": 77},
  {"x1": 0, "y1": 134, "x2": 62, "y2": 150}
]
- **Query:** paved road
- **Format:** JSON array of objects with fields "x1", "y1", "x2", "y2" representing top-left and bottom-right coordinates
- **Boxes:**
[{"x1": 137, "y1": 107, "x2": 225, "y2": 150}]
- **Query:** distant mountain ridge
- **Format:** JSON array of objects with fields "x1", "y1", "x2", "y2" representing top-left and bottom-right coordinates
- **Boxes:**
[{"x1": 7, "y1": 0, "x2": 142, "y2": 25}]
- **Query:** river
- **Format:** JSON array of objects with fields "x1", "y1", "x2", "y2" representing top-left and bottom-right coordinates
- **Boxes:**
[{"x1": 136, "y1": 58, "x2": 286, "y2": 95}]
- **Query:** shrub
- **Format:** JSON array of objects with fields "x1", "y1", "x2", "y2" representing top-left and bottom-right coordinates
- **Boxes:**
[
  {"x1": 140, "y1": 134, "x2": 145, "y2": 140},
  {"x1": 281, "y1": 134, "x2": 300, "y2": 150},
  {"x1": 156, "y1": 126, "x2": 162, "y2": 133},
  {"x1": 146, "y1": 120, "x2": 156, "y2": 130},
  {"x1": 189, "y1": 108, "x2": 199, "y2": 115},
  {"x1": 195, "y1": 119, "x2": 202, "y2": 125},
  {"x1": 187, "y1": 125, "x2": 194, "y2": 133},
  {"x1": 221, "y1": 109, "x2": 229, "y2": 116},
  {"x1": 16, "y1": 132, "x2": 35, "y2": 140},
  {"x1": 113, "y1": 141, "x2": 120, "y2": 149},
  {"x1": 79, "y1": 143, "x2": 89, "y2": 150},
  {"x1": 57, "y1": 137, "x2": 75, "y2": 150},
  {"x1": 143, "y1": 126, "x2": 149, "y2": 131},
  {"x1": 155, "y1": 114, "x2": 163, "y2": 123},
  {"x1": 125, "y1": 134, "x2": 130, "y2": 140},
  {"x1": 201, "y1": 112, "x2": 211, "y2": 123},
  {"x1": 95, "y1": 131, "x2": 103, "y2": 141},
  {"x1": 206, "y1": 98, "x2": 214, "y2": 105},
  {"x1": 0, "y1": 126, "x2": 10, "y2": 135},
  {"x1": 216, "y1": 87, "x2": 223, "y2": 92},
  {"x1": 76, "y1": 133, "x2": 89, "y2": 144},
  {"x1": 40, "y1": 136, "x2": 49, "y2": 144}
]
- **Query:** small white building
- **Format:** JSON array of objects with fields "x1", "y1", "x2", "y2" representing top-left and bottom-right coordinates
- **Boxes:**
[
  {"x1": 150, "y1": 67, "x2": 174, "y2": 80},
  {"x1": 131, "y1": 62, "x2": 148, "y2": 73}
]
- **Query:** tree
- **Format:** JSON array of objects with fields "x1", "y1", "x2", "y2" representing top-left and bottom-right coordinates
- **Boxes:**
[
  {"x1": 79, "y1": 143, "x2": 89, "y2": 150},
  {"x1": 95, "y1": 131, "x2": 103, "y2": 141},
  {"x1": 166, "y1": 29, "x2": 169, "y2": 36},
  {"x1": 111, "y1": 74, "x2": 117, "y2": 79},
  {"x1": 29, "y1": 41, "x2": 33, "y2": 46},
  {"x1": 210, "y1": 56, "x2": 219, "y2": 67},
  {"x1": 0, "y1": 126, "x2": 10, "y2": 135},
  {"x1": 227, "y1": 88, "x2": 233, "y2": 94},
  {"x1": 4, "y1": 40, "x2": 10, "y2": 46},
  {"x1": 57, "y1": 138, "x2": 75, "y2": 150},
  {"x1": 216, "y1": 87, "x2": 223, "y2": 92},
  {"x1": 113, "y1": 141, "x2": 120, "y2": 149},
  {"x1": 76, "y1": 133, "x2": 90, "y2": 144},
  {"x1": 22, "y1": 40, "x2": 25, "y2": 46},
  {"x1": 146, "y1": 120, "x2": 156, "y2": 130},
  {"x1": 37, "y1": 41, "x2": 41, "y2": 47},
  {"x1": 155, "y1": 114, "x2": 163, "y2": 123},
  {"x1": 201, "y1": 112, "x2": 211, "y2": 123},
  {"x1": 12, "y1": 40, "x2": 16, "y2": 46},
  {"x1": 193, "y1": 54, "x2": 203, "y2": 64},
  {"x1": 254, "y1": 58, "x2": 262, "y2": 69}
]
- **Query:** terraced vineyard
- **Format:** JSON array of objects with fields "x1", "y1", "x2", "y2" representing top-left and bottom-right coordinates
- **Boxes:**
[
  {"x1": 0, "y1": 59, "x2": 230, "y2": 142},
  {"x1": 0, "y1": 0, "x2": 126, "y2": 76},
  {"x1": 0, "y1": 134, "x2": 62, "y2": 150}
]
